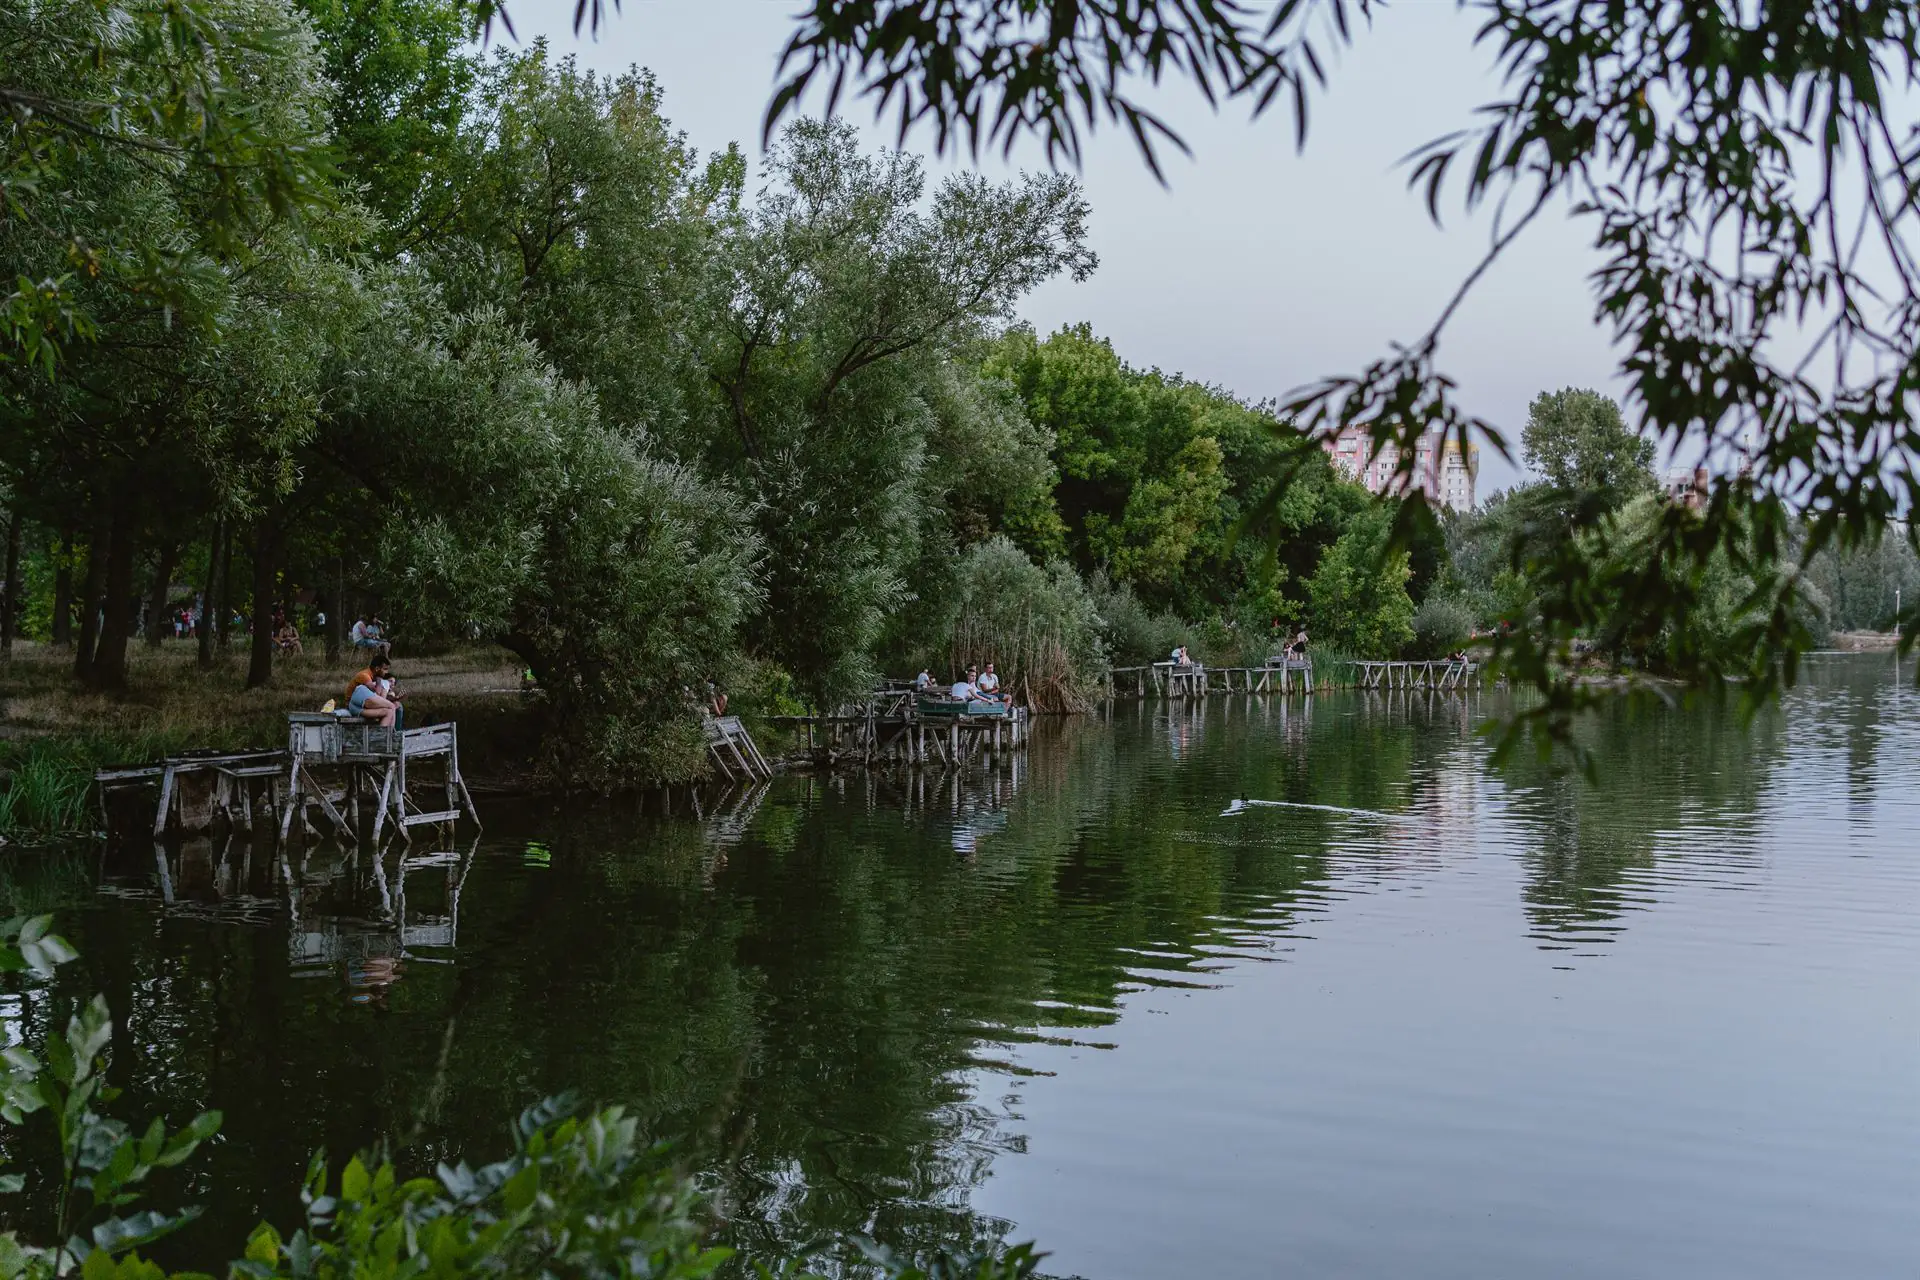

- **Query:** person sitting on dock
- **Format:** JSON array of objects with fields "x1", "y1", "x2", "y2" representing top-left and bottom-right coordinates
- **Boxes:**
[
  {"x1": 346, "y1": 657, "x2": 401, "y2": 728},
  {"x1": 949, "y1": 672, "x2": 975, "y2": 700},
  {"x1": 913, "y1": 668, "x2": 933, "y2": 691},
  {"x1": 976, "y1": 662, "x2": 1002, "y2": 701}
]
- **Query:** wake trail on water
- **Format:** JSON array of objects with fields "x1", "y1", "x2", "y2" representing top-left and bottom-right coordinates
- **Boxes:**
[{"x1": 1220, "y1": 798, "x2": 1419, "y2": 823}]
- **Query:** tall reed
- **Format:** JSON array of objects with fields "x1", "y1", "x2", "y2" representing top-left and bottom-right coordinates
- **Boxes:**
[{"x1": 940, "y1": 538, "x2": 1105, "y2": 713}]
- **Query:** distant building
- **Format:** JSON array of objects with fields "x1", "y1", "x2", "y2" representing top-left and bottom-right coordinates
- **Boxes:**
[
  {"x1": 1320, "y1": 423, "x2": 1479, "y2": 511},
  {"x1": 1663, "y1": 466, "x2": 1710, "y2": 510}
]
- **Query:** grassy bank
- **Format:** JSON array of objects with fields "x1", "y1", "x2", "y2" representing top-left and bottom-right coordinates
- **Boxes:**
[{"x1": 0, "y1": 641, "x2": 533, "y2": 840}]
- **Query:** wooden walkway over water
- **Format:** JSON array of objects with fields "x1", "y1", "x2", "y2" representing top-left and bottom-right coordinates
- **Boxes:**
[
  {"x1": 95, "y1": 714, "x2": 480, "y2": 843},
  {"x1": 773, "y1": 690, "x2": 1028, "y2": 768},
  {"x1": 1348, "y1": 659, "x2": 1482, "y2": 690},
  {"x1": 1107, "y1": 657, "x2": 1315, "y2": 699}
]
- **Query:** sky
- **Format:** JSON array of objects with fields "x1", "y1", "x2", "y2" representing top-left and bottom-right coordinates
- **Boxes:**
[{"x1": 514, "y1": 1, "x2": 1636, "y2": 497}]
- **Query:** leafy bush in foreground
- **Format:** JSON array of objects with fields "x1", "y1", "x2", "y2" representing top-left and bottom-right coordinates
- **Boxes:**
[{"x1": 0, "y1": 918, "x2": 1042, "y2": 1280}]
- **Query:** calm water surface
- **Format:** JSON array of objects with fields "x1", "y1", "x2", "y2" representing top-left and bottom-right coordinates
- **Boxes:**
[{"x1": 10, "y1": 654, "x2": 1919, "y2": 1277}]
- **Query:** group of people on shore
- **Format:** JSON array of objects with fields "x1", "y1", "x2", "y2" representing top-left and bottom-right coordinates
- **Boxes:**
[{"x1": 914, "y1": 662, "x2": 1005, "y2": 704}]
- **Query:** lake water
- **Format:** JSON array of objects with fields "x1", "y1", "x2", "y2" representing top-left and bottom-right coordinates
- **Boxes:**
[{"x1": 9, "y1": 654, "x2": 1919, "y2": 1277}]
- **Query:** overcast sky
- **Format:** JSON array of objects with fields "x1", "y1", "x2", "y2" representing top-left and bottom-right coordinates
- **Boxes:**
[{"x1": 517, "y1": 2, "x2": 1637, "y2": 496}]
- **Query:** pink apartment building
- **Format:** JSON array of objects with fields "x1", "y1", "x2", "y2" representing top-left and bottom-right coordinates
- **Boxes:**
[{"x1": 1320, "y1": 423, "x2": 1479, "y2": 511}]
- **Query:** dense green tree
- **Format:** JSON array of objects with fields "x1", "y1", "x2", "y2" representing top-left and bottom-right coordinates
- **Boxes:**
[
  {"x1": 705, "y1": 119, "x2": 1093, "y2": 707},
  {"x1": 1304, "y1": 501, "x2": 1416, "y2": 657},
  {"x1": 2, "y1": 0, "x2": 336, "y2": 375},
  {"x1": 294, "y1": 0, "x2": 474, "y2": 241},
  {"x1": 431, "y1": 44, "x2": 723, "y2": 439},
  {"x1": 982, "y1": 326, "x2": 1238, "y2": 609},
  {"x1": 1521, "y1": 388, "x2": 1656, "y2": 521},
  {"x1": 1804, "y1": 534, "x2": 1920, "y2": 634},
  {"x1": 1, "y1": 0, "x2": 338, "y2": 690}
]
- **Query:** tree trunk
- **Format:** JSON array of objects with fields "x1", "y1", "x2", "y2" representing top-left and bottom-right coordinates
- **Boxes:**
[
  {"x1": 197, "y1": 516, "x2": 224, "y2": 671},
  {"x1": 91, "y1": 498, "x2": 137, "y2": 690},
  {"x1": 1, "y1": 507, "x2": 20, "y2": 660},
  {"x1": 246, "y1": 518, "x2": 276, "y2": 689},
  {"x1": 323, "y1": 557, "x2": 343, "y2": 664},
  {"x1": 145, "y1": 542, "x2": 178, "y2": 649},
  {"x1": 216, "y1": 524, "x2": 235, "y2": 654},
  {"x1": 72, "y1": 500, "x2": 111, "y2": 680},
  {"x1": 51, "y1": 527, "x2": 74, "y2": 648}
]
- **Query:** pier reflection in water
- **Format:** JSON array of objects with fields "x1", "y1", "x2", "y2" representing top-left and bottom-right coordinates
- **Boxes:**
[{"x1": 11, "y1": 653, "x2": 1916, "y2": 1279}]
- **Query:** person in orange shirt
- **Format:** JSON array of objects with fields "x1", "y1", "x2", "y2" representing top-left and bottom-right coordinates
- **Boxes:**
[{"x1": 345, "y1": 656, "x2": 400, "y2": 727}]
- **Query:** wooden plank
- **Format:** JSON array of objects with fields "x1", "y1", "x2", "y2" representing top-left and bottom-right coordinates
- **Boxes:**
[
  {"x1": 370, "y1": 765, "x2": 395, "y2": 844},
  {"x1": 401, "y1": 810, "x2": 463, "y2": 827},
  {"x1": 96, "y1": 765, "x2": 167, "y2": 784},
  {"x1": 403, "y1": 729, "x2": 454, "y2": 756},
  {"x1": 152, "y1": 765, "x2": 177, "y2": 838},
  {"x1": 299, "y1": 763, "x2": 354, "y2": 840}
]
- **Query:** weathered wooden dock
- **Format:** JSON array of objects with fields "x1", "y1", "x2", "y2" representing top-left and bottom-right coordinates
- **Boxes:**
[
  {"x1": 1107, "y1": 656, "x2": 1315, "y2": 699},
  {"x1": 284, "y1": 714, "x2": 481, "y2": 842},
  {"x1": 772, "y1": 696, "x2": 1028, "y2": 768},
  {"x1": 1348, "y1": 659, "x2": 1482, "y2": 691},
  {"x1": 96, "y1": 713, "x2": 480, "y2": 843}
]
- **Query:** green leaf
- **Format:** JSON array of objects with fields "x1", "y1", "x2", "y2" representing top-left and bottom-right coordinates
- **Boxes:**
[
  {"x1": 90, "y1": 1208, "x2": 200, "y2": 1255},
  {"x1": 499, "y1": 1163, "x2": 538, "y2": 1214},
  {"x1": 0, "y1": 1232, "x2": 30, "y2": 1280},
  {"x1": 242, "y1": 1223, "x2": 282, "y2": 1267},
  {"x1": 67, "y1": 997, "x2": 114, "y2": 1083},
  {"x1": 339, "y1": 1155, "x2": 370, "y2": 1203},
  {"x1": 155, "y1": 1111, "x2": 221, "y2": 1168}
]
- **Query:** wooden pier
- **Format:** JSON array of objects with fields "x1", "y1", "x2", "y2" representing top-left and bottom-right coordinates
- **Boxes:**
[
  {"x1": 1107, "y1": 656, "x2": 1315, "y2": 700},
  {"x1": 96, "y1": 713, "x2": 481, "y2": 843},
  {"x1": 772, "y1": 698, "x2": 1028, "y2": 768},
  {"x1": 1348, "y1": 659, "x2": 1481, "y2": 691},
  {"x1": 283, "y1": 714, "x2": 481, "y2": 842}
]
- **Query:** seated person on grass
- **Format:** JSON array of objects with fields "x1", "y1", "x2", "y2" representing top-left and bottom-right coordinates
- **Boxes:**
[
  {"x1": 350, "y1": 615, "x2": 390, "y2": 656},
  {"x1": 345, "y1": 657, "x2": 402, "y2": 728}
]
